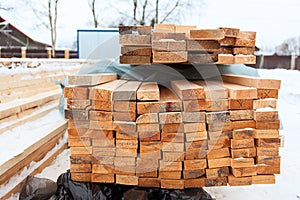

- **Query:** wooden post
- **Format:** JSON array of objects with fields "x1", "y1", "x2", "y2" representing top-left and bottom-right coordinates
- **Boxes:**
[
  {"x1": 0, "y1": 47, "x2": 1, "y2": 58},
  {"x1": 21, "y1": 47, "x2": 26, "y2": 58},
  {"x1": 65, "y1": 49, "x2": 70, "y2": 59},
  {"x1": 47, "y1": 47, "x2": 52, "y2": 58}
]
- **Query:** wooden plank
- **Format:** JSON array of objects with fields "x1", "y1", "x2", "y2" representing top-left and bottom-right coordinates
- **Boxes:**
[
  {"x1": 187, "y1": 40, "x2": 220, "y2": 51},
  {"x1": 220, "y1": 37, "x2": 236, "y2": 46},
  {"x1": 119, "y1": 34, "x2": 151, "y2": 46},
  {"x1": 113, "y1": 101, "x2": 136, "y2": 112},
  {"x1": 231, "y1": 158, "x2": 255, "y2": 168},
  {"x1": 257, "y1": 164, "x2": 281, "y2": 175},
  {"x1": 194, "y1": 80, "x2": 228, "y2": 100},
  {"x1": 208, "y1": 131, "x2": 232, "y2": 140},
  {"x1": 159, "y1": 112, "x2": 182, "y2": 124},
  {"x1": 71, "y1": 173, "x2": 91, "y2": 182},
  {"x1": 231, "y1": 167, "x2": 257, "y2": 177},
  {"x1": 171, "y1": 79, "x2": 205, "y2": 100},
  {"x1": 185, "y1": 131, "x2": 207, "y2": 142},
  {"x1": 229, "y1": 99, "x2": 253, "y2": 110},
  {"x1": 254, "y1": 109, "x2": 278, "y2": 121},
  {"x1": 64, "y1": 86, "x2": 88, "y2": 99},
  {"x1": 184, "y1": 159, "x2": 207, "y2": 170},
  {"x1": 230, "y1": 110, "x2": 254, "y2": 121},
  {"x1": 70, "y1": 147, "x2": 93, "y2": 155},
  {"x1": 121, "y1": 46, "x2": 152, "y2": 56},
  {"x1": 136, "y1": 113, "x2": 158, "y2": 124},
  {"x1": 67, "y1": 99, "x2": 91, "y2": 110},
  {"x1": 119, "y1": 25, "x2": 152, "y2": 35},
  {"x1": 222, "y1": 74, "x2": 281, "y2": 90},
  {"x1": 89, "y1": 80, "x2": 127, "y2": 101},
  {"x1": 113, "y1": 111, "x2": 136, "y2": 121},
  {"x1": 184, "y1": 122, "x2": 206, "y2": 133},
  {"x1": 207, "y1": 148, "x2": 230, "y2": 159},
  {"x1": 137, "y1": 82, "x2": 160, "y2": 101},
  {"x1": 161, "y1": 123, "x2": 184, "y2": 133},
  {"x1": 139, "y1": 131, "x2": 161, "y2": 141},
  {"x1": 205, "y1": 167, "x2": 229, "y2": 179},
  {"x1": 159, "y1": 87, "x2": 183, "y2": 111},
  {"x1": 114, "y1": 121, "x2": 137, "y2": 133},
  {"x1": 231, "y1": 148, "x2": 256, "y2": 158},
  {"x1": 235, "y1": 39, "x2": 255, "y2": 47},
  {"x1": 154, "y1": 24, "x2": 176, "y2": 33},
  {"x1": 152, "y1": 41, "x2": 186, "y2": 51},
  {"x1": 120, "y1": 55, "x2": 151, "y2": 65},
  {"x1": 207, "y1": 158, "x2": 231, "y2": 168},
  {"x1": 159, "y1": 161, "x2": 182, "y2": 171},
  {"x1": 223, "y1": 82, "x2": 257, "y2": 99},
  {"x1": 152, "y1": 32, "x2": 186, "y2": 40},
  {"x1": 256, "y1": 120, "x2": 280, "y2": 129},
  {"x1": 228, "y1": 175, "x2": 252, "y2": 186},
  {"x1": 160, "y1": 171, "x2": 182, "y2": 179},
  {"x1": 184, "y1": 99, "x2": 228, "y2": 112},
  {"x1": 252, "y1": 175, "x2": 275, "y2": 184},
  {"x1": 181, "y1": 112, "x2": 206, "y2": 123},
  {"x1": 232, "y1": 120, "x2": 256, "y2": 130},
  {"x1": 68, "y1": 73, "x2": 117, "y2": 86},
  {"x1": 207, "y1": 121, "x2": 232, "y2": 132},
  {"x1": 65, "y1": 109, "x2": 89, "y2": 120},
  {"x1": 116, "y1": 175, "x2": 139, "y2": 186},
  {"x1": 90, "y1": 120, "x2": 114, "y2": 130},
  {"x1": 175, "y1": 25, "x2": 197, "y2": 38},
  {"x1": 254, "y1": 129, "x2": 279, "y2": 138},
  {"x1": 190, "y1": 29, "x2": 225, "y2": 40},
  {"x1": 140, "y1": 141, "x2": 162, "y2": 153},
  {"x1": 183, "y1": 169, "x2": 206, "y2": 179},
  {"x1": 162, "y1": 142, "x2": 184, "y2": 152},
  {"x1": 116, "y1": 148, "x2": 137, "y2": 157},
  {"x1": 70, "y1": 164, "x2": 92, "y2": 173},
  {"x1": 93, "y1": 138, "x2": 115, "y2": 147},
  {"x1": 163, "y1": 152, "x2": 185, "y2": 162},
  {"x1": 161, "y1": 180, "x2": 185, "y2": 189},
  {"x1": 231, "y1": 139, "x2": 254, "y2": 149},
  {"x1": 205, "y1": 177, "x2": 227, "y2": 187},
  {"x1": 138, "y1": 123, "x2": 160, "y2": 132},
  {"x1": 219, "y1": 46, "x2": 233, "y2": 54},
  {"x1": 136, "y1": 170, "x2": 158, "y2": 178},
  {"x1": 92, "y1": 174, "x2": 115, "y2": 183},
  {"x1": 136, "y1": 158, "x2": 159, "y2": 170},
  {"x1": 114, "y1": 157, "x2": 136, "y2": 167},
  {"x1": 113, "y1": 81, "x2": 141, "y2": 101},
  {"x1": 216, "y1": 54, "x2": 234, "y2": 64},
  {"x1": 255, "y1": 138, "x2": 281, "y2": 147},
  {"x1": 256, "y1": 147, "x2": 279, "y2": 156},
  {"x1": 161, "y1": 133, "x2": 184, "y2": 143},
  {"x1": 185, "y1": 149, "x2": 207, "y2": 160},
  {"x1": 206, "y1": 111, "x2": 230, "y2": 124},
  {"x1": 89, "y1": 110, "x2": 113, "y2": 121},
  {"x1": 253, "y1": 98, "x2": 277, "y2": 110},
  {"x1": 0, "y1": 121, "x2": 67, "y2": 185},
  {"x1": 219, "y1": 27, "x2": 240, "y2": 37},
  {"x1": 153, "y1": 51, "x2": 188, "y2": 63},
  {"x1": 188, "y1": 52, "x2": 218, "y2": 64},
  {"x1": 139, "y1": 178, "x2": 160, "y2": 188},
  {"x1": 68, "y1": 138, "x2": 91, "y2": 147},
  {"x1": 91, "y1": 100, "x2": 112, "y2": 111},
  {"x1": 237, "y1": 31, "x2": 256, "y2": 40},
  {"x1": 233, "y1": 47, "x2": 255, "y2": 55},
  {"x1": 257, "y1": 89, "x2": 279, "y2": 99},
  {"x1": 184, "y1": 178, "x2": 205, "y2": 188},
  {"x1": 70, "y1": 154, "x2": 92, "y2": 164},
  {"x1": 186, "y1": 140, "x2": 208, "y2": 151},
  {"x1": 116, "y1": 139, "x2": 138, "y2": 149},
  {"x1": 208, "y1": 136, "x2": 231, "y2": 149},
  {"x1": 232, "y1": 128, "x2": 256, "y2": 139}
]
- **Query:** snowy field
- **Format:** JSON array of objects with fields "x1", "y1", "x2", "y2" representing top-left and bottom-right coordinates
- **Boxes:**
[{"x1": 3, "y1": 68, "x2": 300, "y2": 199}]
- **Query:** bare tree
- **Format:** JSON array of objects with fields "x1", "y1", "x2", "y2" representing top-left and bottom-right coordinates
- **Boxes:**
[
  {"x1": 48, "y1": 0, "x2": 59, "y2": 57},
  {"x1": 88, "y1": 0, "x2": 99, "y2": 28},
  {"x1": 133, "y1": 0, "x2": 138, "y2": 25},
  {"x1": 26, "y1": 0, "x2": 60, "y2": 57},
  {"x1": 276, "y1": 37, "x2": 300, "y2": 55}
]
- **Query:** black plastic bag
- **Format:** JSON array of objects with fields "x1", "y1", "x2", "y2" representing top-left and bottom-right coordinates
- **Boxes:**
[
  {"x1": 52, "y1": 170, "x2": 213, "y2": 200},
  {"x1": 19, "y1": 176, "x2": 57, "y2": 200}
]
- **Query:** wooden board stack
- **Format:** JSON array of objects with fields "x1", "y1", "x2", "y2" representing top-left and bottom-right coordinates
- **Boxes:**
[
  {"x1": 64, "y1": 73, "x2": 282, "y2": 188},
  {"x1": 119, "y1": 24, "x2": 256, "y2": 65},
  {"x1": 119, "y1": 26, "x2": 152, "y2": 65}
]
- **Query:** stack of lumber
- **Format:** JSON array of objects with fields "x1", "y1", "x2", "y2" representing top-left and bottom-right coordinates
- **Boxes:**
[
  {"x1": 119, "y1": 24, "x2": 256, "y2": 65},
  {"x1": 64, "y1": 73, "x2": 282, "y2": 188},
  {"x1": 119, "y1": 26, "x2": 152, "y2": 65}
]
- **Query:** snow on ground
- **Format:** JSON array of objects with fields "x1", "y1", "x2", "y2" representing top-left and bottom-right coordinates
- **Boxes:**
[{"x1": 2, "y1": 68, "x2": 300, "y2": 199}]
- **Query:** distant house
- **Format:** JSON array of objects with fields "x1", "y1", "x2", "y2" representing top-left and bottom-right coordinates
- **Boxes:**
[{"x1": 0, "y1": 16, "x2": 51, "y2": 49}]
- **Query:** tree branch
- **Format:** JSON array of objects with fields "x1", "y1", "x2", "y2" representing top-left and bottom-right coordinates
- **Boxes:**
[{"x1": 160, "y1": 0, "x2": 180, "y2": 23}]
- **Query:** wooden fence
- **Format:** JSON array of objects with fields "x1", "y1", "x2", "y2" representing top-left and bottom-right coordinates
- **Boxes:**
[{"x1": 0, "y1": 47, "x2": 78, "y2": 59}]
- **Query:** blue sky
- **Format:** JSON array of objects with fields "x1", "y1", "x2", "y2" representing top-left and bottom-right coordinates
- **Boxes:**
[{"x1": 2, "y1": 0, "x2": 300, "y2": 50}]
